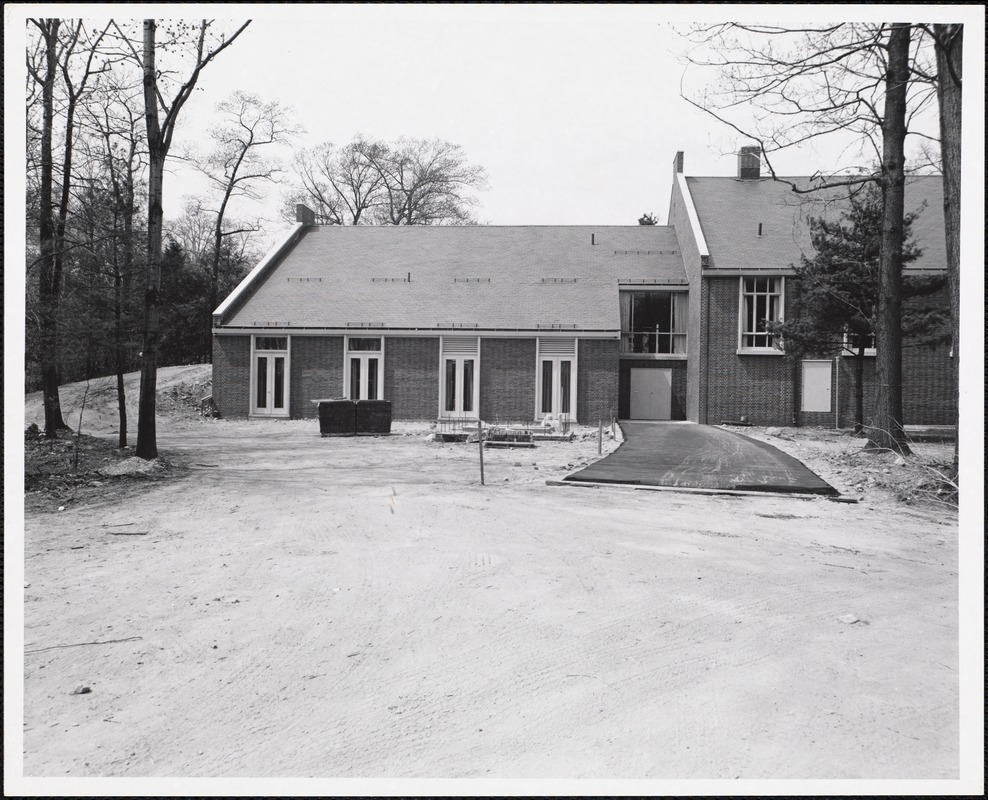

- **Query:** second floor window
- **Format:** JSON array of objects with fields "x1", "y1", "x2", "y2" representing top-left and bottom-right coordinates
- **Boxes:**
[
  {"x1": 740, "y1": 277, "x2": 783, "y2": 350},
  {"x1": 620, "y1": 291, "x2": 688, "y2": 354}
]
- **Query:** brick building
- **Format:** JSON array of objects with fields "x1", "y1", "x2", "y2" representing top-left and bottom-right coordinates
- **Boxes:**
[
  {"x1": 211, "y1": 150, "x2": 954, "y2": 429},
  {"x1": 668, "y1": 148, "x2": 954, "y2": 428}
]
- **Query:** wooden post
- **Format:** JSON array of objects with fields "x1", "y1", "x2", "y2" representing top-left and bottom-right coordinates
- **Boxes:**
[
  {"x1": 478, "y1": 420, "x2": 485, "y2": 485},
  {"x1": 598, "y1": 419, "x2": 603, "y2": 454}
]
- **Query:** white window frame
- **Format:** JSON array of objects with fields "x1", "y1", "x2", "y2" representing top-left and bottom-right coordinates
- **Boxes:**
[
  {"x1": 842, "y1": 331, "x2": 877, "y2": 356},
  {"x1": 343, "y1": 335, "x2": 385, "y2": 401},
  {"x1": 438, "y1": 336, "x2": 481, "y2": 419},
  {"x1": 250, "y1": 335, "x2": 291, "y2": 417},
  {"x1": 738, "y1": 276, "x2": 785, "y2": 354},
  {"x1": 535, "y1": 338, "x2": 578, "y2": 423}
]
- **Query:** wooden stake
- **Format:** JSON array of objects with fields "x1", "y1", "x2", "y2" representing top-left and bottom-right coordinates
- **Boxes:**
[
  {"x1": 478, "y1": 420, "x2": 485, "y2": 485},
  {"x1": 598, "y1": 419, "x2": 603, "y2": 454}
]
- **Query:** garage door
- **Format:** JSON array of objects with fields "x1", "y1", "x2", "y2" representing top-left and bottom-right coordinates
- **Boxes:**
[{"x1": 630, "y1": 368, "x2": 672, "y2": 420}]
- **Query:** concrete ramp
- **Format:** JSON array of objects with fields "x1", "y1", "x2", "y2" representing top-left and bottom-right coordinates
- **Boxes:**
[{"x1": 565, "y1": 422, "x2": 838, "y2": 496}]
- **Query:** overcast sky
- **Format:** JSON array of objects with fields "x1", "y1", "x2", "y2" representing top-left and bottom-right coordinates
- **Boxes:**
[
  {"x1": 8, "y1": 3, "x2": 983, "y2": 247},
  {"x1": 156, "y1": 4, "x2": 934, "y2": 236}
]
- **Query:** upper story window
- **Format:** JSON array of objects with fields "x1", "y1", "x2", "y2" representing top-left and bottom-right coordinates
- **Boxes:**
[
  {"x1": 740, "y1": 277, "x2": 783, "y2": 351},
  {"x1": 620, "y1": 291, "x2": 688, "y2": 354}
]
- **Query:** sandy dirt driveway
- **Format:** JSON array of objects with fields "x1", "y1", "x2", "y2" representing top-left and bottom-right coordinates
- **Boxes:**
[{"x1": 21, "y1": 417, "x2": 958, "y2": 779}]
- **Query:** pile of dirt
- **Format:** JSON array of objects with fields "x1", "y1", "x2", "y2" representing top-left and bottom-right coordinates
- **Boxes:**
[
  {"x1": 156, "y1": 376, "x2": 214, "y2": 419},
  {"x1": 725, "y1": 425, "x2": 958, "y2": 509},
  {"x1": 23, "y1": 425, "x2": 182, "y2": 513}
]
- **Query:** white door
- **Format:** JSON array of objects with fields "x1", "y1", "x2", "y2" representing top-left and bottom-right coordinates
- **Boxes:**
[
  {"x1": 253, "y1": 353, "x2": 287, "y2": 415},
  {"x1": 345, "y1": 336, "x2": 383, "y2": 400},
  {"x1": 538, "y1": 357, "x2": 574, "y2": 419},
  {"x1": 630, "y1": 368, "x2": 672, "y2": 420},
  {"x1": 347, "y1": 354, "x2": 381, "y2": 400},
  {"x1": 801, "y1": 360, "x2": 832, "y2": 412},
  {"x1": 442, "y1": 356, "x2": 477, "y2": 416}
]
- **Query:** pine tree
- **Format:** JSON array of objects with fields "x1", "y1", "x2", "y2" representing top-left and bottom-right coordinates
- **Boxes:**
[{"x1": 768, "y1": 183, "x2": 948, "y2": 433}]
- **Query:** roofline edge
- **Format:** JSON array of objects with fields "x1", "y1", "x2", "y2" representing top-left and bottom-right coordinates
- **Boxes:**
[
  {"x1": 212, "y1": 223, "x2": 306, "y2": 324},
  {"x1": 676, "y1": 174, "x2": 710, "y2": 264}
]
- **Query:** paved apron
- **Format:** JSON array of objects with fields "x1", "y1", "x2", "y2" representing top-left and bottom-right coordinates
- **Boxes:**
[{"x1": 566, "y1": 422, "x2": 838, "y2": 495}]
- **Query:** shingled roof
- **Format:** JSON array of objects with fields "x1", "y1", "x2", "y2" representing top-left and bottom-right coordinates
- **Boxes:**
[
  {"x1": 685, "y1": 175, "x2": 946, "y2": 272},
  {"x1": 218, "y1": 225, "x2": 687, "y2": 332}
]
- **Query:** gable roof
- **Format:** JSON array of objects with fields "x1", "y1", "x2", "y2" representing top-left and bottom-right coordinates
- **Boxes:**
[
  {"x1": 218, "y1": 225, "x2": 687, "y2": 332},
  {"x1": 685, "y1": 175, "x2": 946, "y2": 272}
]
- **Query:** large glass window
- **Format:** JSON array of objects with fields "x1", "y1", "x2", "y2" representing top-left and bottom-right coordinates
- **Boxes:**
[
  {"x1": 740, "y1": 277, "x2": 783, "y2": 350},
  {"x1": 620, "y1": 291, "x2": 687, "y2": 354}
]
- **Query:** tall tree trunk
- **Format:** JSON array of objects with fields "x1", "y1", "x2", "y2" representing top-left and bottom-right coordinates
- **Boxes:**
[
  {"x1": 136, "y1": 20, "x2": 163, "y2": 460},
  {"x1": 137, "y1": 152, "x2": 164, "y2": 459},
  {"x1": 37, "y1": 20, "x2": 68, "y2": 437},
  {"x1": 208, "y1": 188, "x2": 235, "y2": 362},
  {"x1": 868, "y1": 23, "x2": 911, "y2": 454},
  {"x1": 934, "y1": 23, "x2": 962, "y2": 477},
  {"x1": 113, "y1": 212, "x2": 127, "y2": 448}
]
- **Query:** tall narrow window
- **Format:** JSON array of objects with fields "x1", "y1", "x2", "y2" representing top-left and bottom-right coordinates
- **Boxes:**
[
  {"x1": 740, "y1": 277, "x2": 783, "y2": 350},
  {"x1": 559, "y1": 360, "x2": 571, "y2": 414},
  {"x1": 273, "y1": 358, "x2": 284, "y2": 408},
  {"x1": 444, "y1": 360, "x2": 457, "y2": 412},
  {"x1": 541, "y1": 360, "x2": 554, "y2": 414},
  {"x1": 462, "y1": 360, "x2": 474, "y2": 412},
  {"x1": 256, "y1": 357, "x2": 268, "y2": 408},
  {"x1": 350, "y1": 359, "x2": 361, "y2": 400},
  {"x1": 367, "y1": 359, "x2": 378, "y2": 400}
]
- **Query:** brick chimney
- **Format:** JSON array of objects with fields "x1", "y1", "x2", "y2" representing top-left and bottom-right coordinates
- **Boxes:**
[
  {"x1": 672, "y1": 150, "x2": 684, "y2": 179},
  {"x1": 296, "y1": 204, "x2": 316, "y2": 226},
  {"x1": 737, "y1": 145, "x2": 761, "y2": 179}
]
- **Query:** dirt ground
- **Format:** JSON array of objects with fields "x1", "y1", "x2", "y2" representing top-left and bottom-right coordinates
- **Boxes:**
[{"x1": 18, "y1": 367, "x2": 960, "y2": 780}]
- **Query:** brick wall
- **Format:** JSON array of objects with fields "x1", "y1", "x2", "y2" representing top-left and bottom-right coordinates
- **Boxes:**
[
  {"x1": 480, "y1": 338, "x2": 536, "y2": 422},
  {"x1": 212, "y1": 335, "x2": 251, "y2": 418},
  {"x1": 383, "y1": 336, "x2": 440, "y2": 419},
  {"x1": 577, "y1": 339, "x2": 620, "y2": 424},
  {"x1": 290, "y1": 336, "x2": 344, "y2": 419},
  {"x1": 703, "y1": 277, "x2": 794, "y2": 425},
  {"x1": 618, "y1": 359, "x2": 687, "y2": 419},
  {"x1": 902, "y1": 341, "x2": 955, "y2": 425}
]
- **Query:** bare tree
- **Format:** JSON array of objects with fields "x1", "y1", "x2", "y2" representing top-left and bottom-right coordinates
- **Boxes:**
[
  {"x1": 113, "y1": 18, "x2": 250, "y2": 459},
  {"x1": 81, "y1": 76, "x2": 147, "y2": 447},
  {"x1": 185, "y1": 91, "x2": 298, "y2": 356},
  {"x1": 681, "y1": 22, "x2": 942, "y2": 453},
  {"x1": 294, "y1": 138, "x2": 383, "y2": 225},
  {"x1": 290, "y1": 136, "x2": 487, "y2": 226},
  {"x1": 27, "y1": 19, "x2": 111, "y2": 437},
  {"x1": 369, "y1": 138, "x2": 488, "y2": 225},
  {"x1": 169, "y1": 196, "x2": 216, "y2": 266}
]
